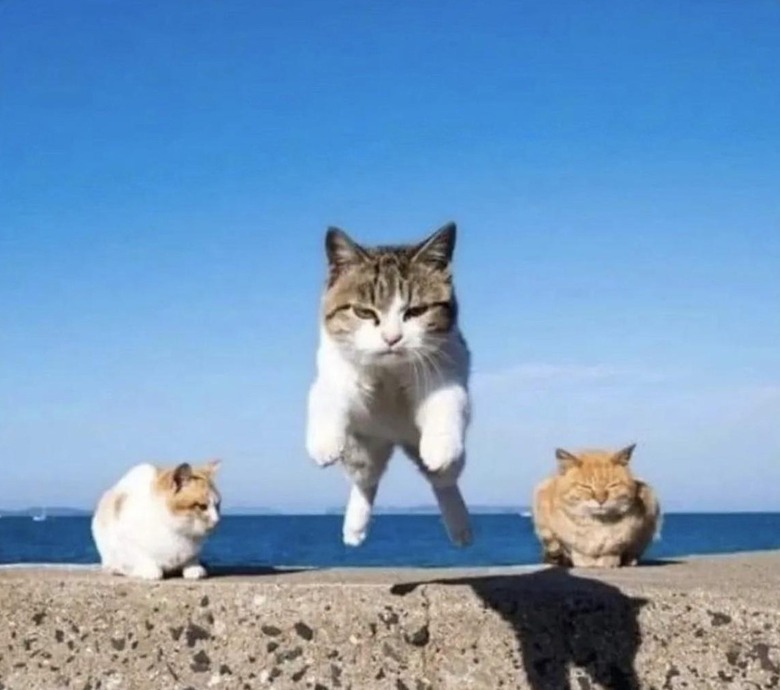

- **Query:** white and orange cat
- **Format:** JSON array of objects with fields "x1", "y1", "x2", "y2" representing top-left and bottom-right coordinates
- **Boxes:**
[
  {"x1": 91, "y1": 460, "x2": 221, "y2": 580},
  {"x1": 533, "y1": 444, "x2": 660, "y2": 568},
  {"x1": 306, "y1": 223, "x2": 472, "y2": 547}
]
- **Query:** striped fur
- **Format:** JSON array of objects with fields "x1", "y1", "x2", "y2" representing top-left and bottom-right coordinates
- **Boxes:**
[
  {"x1": 306, "y1": 223, "x2": 473, "y2": 548},
  {"x1": 532, "y1": 445, "x2": 660, "y2": 568}
]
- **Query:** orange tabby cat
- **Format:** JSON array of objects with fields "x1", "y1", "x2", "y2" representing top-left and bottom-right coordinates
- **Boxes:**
[{"x1": 532, "y1": 444, "x2": 660, "y2": 568}]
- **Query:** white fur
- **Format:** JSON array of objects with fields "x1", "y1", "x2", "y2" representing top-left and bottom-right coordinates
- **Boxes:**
[
  {"x1": 91, "y1": 463, "x2": 219, "y2": 580},
  {"x1": 306, "y1": 297, "x2": 473, "y2": 547}
]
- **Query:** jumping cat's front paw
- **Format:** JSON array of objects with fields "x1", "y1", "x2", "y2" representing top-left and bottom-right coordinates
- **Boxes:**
[
  {"x1": 419, "y1": 430, "x2": 464, "y2": 473},
  {"x1": 306, "y1": 425, "x2": 346, "y2": 467}
]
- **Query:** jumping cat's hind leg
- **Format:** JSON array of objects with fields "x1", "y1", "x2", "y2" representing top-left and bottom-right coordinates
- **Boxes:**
[
  {"x1": 404, "y1": 445, "x2": 472, "y2": 547},
  {"x1": 341, "y1": 435, "x2": 393, "y2": 547},
  {"x1": 432, "y1": 480, "x2": 473, "y2": 547}
]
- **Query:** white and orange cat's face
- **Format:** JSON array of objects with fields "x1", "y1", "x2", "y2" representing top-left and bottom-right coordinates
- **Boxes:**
[
  {"x1": 157, "y1": 460, "x2": 222, "y2": 537},
  {"x1": 320, "y1": 223, "x2": 459, "y2": 364},
  {"x1": 555, "y1": 445, "x2": 639, "y2": 518}
]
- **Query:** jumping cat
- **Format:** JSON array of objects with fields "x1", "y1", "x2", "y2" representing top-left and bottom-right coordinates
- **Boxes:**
[
  {"x1": 91, "y1": 460, "x2": 221, "y2": 580},
  {"x1": 306, "y1": 222, "x2": 473, "y2": 547},
  {"x1": 532, "y1": 444, "x2": 660, "y2": 567}
]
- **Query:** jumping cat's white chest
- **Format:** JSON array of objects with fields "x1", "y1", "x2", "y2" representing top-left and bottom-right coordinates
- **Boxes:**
[{"x1": 349, "y1": 371, "x2": 419, "y2": 444}]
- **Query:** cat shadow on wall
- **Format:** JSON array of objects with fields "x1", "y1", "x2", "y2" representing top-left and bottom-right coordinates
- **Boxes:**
[
  {"x1": 392, "y1": 567, "x2": 650, "y2": 690},
  {"x1": 204, "y1": 565, "x2": 309, "y2": 578}
]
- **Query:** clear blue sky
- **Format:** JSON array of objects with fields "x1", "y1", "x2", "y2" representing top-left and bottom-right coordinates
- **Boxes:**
[{"x1": 2, "y1": 0, "x2": 779, "y2": 512}]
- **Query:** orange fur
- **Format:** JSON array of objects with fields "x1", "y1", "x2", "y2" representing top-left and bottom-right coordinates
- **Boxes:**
[
  {"x1": 113, "y1": 492, "x2": 126, "y2": 519},
  {"x1": 91, "y1": 460, "x2": 223, "y2": 580},
  {"x1": 154, "y1": 459, "x2": 221, "y2": 520},
  {"x1": 532, "y1": 445, "x2": 660, "y2": 568},
  {"x1": 93, "y1": 490, "x2": 123, "y2": 529}
]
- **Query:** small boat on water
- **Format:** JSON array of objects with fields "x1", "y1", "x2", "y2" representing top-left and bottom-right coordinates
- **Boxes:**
[{"x1": 32, "y1": 508, "x2": 47, "y2": 522}]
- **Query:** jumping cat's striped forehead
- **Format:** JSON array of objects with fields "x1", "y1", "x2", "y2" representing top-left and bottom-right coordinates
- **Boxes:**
[{"x1": 320, "y1": 223, "x2": 459, "y2": 361}]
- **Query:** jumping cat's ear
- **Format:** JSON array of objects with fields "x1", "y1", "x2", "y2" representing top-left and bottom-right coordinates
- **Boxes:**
[
  {"x1": 555, "y1": 448, "x2": 581, "y2": 472},
  {"x1": 325, "y1": 227, "x2": 369, "y2": 269},
  {"x1": 411, "y1": 222, "x2": 456, "y2": 268},
  {"x1": 612, "y1": 443, "x2": 637, "y2": 466},
  {"x1": 172, "y1": 463, "x2": 193, "y2": 491}
]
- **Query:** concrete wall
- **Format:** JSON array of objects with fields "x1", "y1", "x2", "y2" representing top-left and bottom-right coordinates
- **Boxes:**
[{"x1": 1, "y1": 552, "x2": 779, "y2": 689}]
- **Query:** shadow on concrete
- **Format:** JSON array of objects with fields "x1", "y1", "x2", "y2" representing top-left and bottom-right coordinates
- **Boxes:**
[
  {"x1": 392, "y1": 567, "x2": 649, "y2": 690},
  {"x1": 204, "y1": 565, "x2": 311, "y2": 577},
  {"x1": 635, "y1": 558, "x2": 681, "y2": 567}
]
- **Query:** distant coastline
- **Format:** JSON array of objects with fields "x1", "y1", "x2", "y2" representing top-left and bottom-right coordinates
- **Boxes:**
[
  {"x1": 0, "y1": 505, "x2": 529, "y2": 518},
  {"x1": 0, "y1": 507, "x2": 91, "y2": 518},
  {"x1": 2, "y1": 507, "x2": 778, "y2": 518}
]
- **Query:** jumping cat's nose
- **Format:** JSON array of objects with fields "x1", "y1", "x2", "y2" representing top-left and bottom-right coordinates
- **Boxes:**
[{"x1": 382, "y1": 332, "x2": 402, "y2": 346}]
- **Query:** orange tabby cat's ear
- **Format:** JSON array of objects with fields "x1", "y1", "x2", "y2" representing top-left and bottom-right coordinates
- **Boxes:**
[
  {"x1": 555, "y1": 448, "x2": 581, "y2": 472},
  {"x1": 612, "y1": 443, "x2": 637, "y2": 466}
]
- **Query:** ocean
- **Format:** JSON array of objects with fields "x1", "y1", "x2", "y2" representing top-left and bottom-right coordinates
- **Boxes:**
[{"x1": 1, "y1": 513, "x2": 779, "y2": 568}]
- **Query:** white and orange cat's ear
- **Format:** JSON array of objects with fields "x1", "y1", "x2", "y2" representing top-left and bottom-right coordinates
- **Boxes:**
[
  {"x1": 555, "y1": 448, "x2": 581, "y2": 472},
  {"x1": 172, "y1": 463, "x2": 193, "y2": 491},
  {"x1": 325, "y1": 227, "x2": 369, "y2": 268},
  {"x1": 412, "y1": 222, "x2": 456, "y2": 268},
  {"x1": 200, "y1": 458, "x2": 222, "y2": 476},
  {"x1": 612, "y1": 444, "x2": 637, "y2": 466}
]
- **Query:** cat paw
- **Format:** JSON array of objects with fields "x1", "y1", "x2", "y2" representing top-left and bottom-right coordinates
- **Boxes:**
[
  {"x1": 342, "y1": 520, "x2": 368, "y2": 546},
  {"x1": 182, "y1": 563, "x2": 208, "y2": 580},
  {"x1": 101, "y1": 563, "x2": 124, "y2": 576},
  {"x1": 596, "y1": 555, "x2": 622, "y2": 568},
  {"x1": 419, "y1": 430, "x2": 464, "y2": 473},
  {"x1": 132, "y1": 563, "x2": 164, "y2": 580},
  {"x1": 343, "y1": 525, "x2": 368, "y2": 547},
  {"x1": 306, "y1": 426, "x2": 346, "y2": 467},
  {"x1": 573, "y1": 554, "x2": 620, "y2": 569}
]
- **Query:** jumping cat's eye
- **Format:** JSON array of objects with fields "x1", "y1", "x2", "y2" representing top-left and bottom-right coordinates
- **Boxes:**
[
  {"x1": 195, "y1": 503, "x2": 208, "y2": 511},
  {"x1": 403, "y1": 304, "x2": 429, "y2": 320},
  {"x1": 352, "y1": 305, "x2": 378, "y2": 321}
]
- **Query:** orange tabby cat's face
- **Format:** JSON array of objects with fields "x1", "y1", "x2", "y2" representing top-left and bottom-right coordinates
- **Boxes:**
[{"x1": 555, "y1": 445, "x2": 638, "y2": 518}]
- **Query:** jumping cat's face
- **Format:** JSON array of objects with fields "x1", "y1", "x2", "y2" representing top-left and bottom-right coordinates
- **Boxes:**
[
  {"x1": 555, "y1": 445, "x2": 639, "y2": 518},
  {"x1": 321, "y1": 223, "x2": 458, "y2": 364}
]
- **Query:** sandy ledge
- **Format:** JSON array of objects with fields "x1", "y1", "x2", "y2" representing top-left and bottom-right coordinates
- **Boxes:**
[{"x1": 1, "y1": 551, "x2": 778, "y2": 689}]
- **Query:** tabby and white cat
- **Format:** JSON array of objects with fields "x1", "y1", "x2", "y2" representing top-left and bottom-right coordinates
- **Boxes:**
[
  {"x1": 306, "y1": 222, "x2": 472, "y2": 547},
  {"x1": 91, "y1": 460, "x2": 221, "y2": 580},
  {"x1": 532, "y1": 444, "x2": 660, "y2": 568}
]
